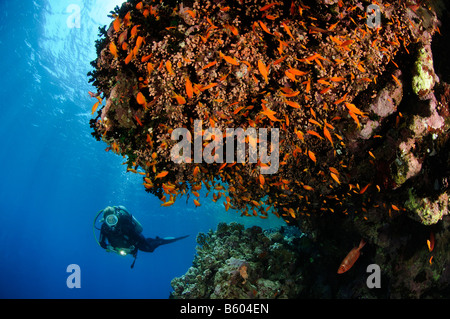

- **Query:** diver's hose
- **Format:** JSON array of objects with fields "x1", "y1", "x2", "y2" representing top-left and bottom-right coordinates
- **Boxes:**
[{"x1": 93, "y1": 209, "x2": 104, "y2": 247}]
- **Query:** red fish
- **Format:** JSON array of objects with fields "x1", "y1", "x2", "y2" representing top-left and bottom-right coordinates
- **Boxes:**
[{"x1": 337, "y1": 239, "x2": 365, "y2": 274}]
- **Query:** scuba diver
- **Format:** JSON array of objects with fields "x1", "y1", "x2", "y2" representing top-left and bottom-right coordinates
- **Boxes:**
[{"x1": 94, "y1": 206, "x2": 189, "y2": 268}]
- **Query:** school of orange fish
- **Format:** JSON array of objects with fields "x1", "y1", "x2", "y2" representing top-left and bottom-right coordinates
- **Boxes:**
[{"x1": 89, "y1": 0, "x2": 430, "y2": 230}]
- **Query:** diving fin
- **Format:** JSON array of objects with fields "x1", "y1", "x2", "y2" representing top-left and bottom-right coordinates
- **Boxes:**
[
  {"x1": 159, "y1": 235, "x2": 189, "y2": 245},
  {"x1": 169, "y1": 235, "x2": 189, "y2": 242}
]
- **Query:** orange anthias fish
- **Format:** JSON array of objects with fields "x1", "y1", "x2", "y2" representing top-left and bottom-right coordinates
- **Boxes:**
[
  {"x1": 219, "y1": 51, "x2": 239, "y2": 66},
  {"x1": 337, "y1": 239, "x2": 366, "y2": 274},
  {"x1": 427, "y1": 232, "x2": 435, "y2": 252},
  {"x1": 185, "y1": 76, "x2": 193, "y2": 99},
  {"x1": 109, "y1": 42, "x2": 118, "y2": 58},
  {"x1": 257, "y1": 60, "x2": 269, "y2": 84},
  {"x1": 156, "y1": 171, "x2": 169, "y2": 179}
]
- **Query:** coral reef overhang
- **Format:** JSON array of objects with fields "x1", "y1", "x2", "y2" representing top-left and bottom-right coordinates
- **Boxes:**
[{"x1": 88, "y1": 0, "x2": 450, "y2": 298}]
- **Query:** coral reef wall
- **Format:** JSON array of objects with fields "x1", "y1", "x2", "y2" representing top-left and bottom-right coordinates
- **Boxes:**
[{"x1": 88, "y1": 0, "x2": 450, "y2": 298}]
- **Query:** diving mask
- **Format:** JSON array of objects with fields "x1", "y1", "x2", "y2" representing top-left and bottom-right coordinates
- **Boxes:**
[{"x1": 105, "y1": 214, "x2": 118, "y2": 228}]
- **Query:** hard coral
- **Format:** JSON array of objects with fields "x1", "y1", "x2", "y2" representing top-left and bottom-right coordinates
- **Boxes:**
[
  {"x1": 412, "y1": 45, "x2": 438, "y2": 99},
  {"x1": 170, "y1": 222, "x2": 304, "y2": 299}
]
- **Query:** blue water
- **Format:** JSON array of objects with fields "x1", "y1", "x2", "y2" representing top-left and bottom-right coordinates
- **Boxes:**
[{"x1": 0, "y1": 0, "x2": 284, "y2": 298}]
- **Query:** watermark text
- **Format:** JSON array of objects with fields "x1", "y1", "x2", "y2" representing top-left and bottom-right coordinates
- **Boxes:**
[{"x1": 171, "y1": 120, "x2": 280, "y2": 174}]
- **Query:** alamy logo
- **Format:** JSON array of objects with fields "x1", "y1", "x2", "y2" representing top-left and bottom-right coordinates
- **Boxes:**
[
  {"x1": 366, "y1": 264, "x2": 381, "y2": 289},
  {"x1": 66, "y1": 4, "x2": 81, "y2": 29},
  {"x1": 66, "y1": 264, "x2": 81, "y2": 288},
  {"x1": 171, "y1": 120, "x2": 280, "y2": 174},
  {"x1": 366, "y1": 4, "x2": 381, "y2": 29}
]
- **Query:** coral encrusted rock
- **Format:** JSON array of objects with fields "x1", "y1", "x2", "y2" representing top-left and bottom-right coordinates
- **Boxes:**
[{"x1": 170, "y1": 222, "x2": 305, "y2": 299}]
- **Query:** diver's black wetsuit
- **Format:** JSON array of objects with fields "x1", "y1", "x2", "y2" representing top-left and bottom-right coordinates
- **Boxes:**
[{"x1": 99, "y1": 208, "x2": 188, "y2": 254}]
